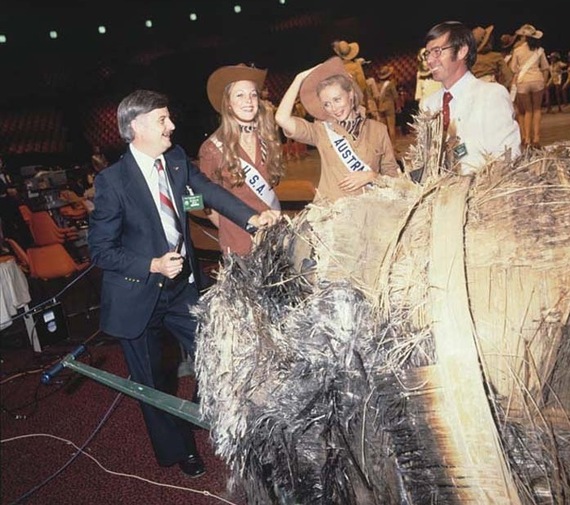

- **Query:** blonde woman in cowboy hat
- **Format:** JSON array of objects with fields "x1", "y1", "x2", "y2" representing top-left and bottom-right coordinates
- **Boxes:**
[
  {"x1": 509, "y1": 24, "x2": 550, "y2": 148},
  {"x1": 275, "y1": 56, "x2": 400, "y2": 204},
  {"x1": 198, "y1": 64, "x2": 284, "y2": 256}
]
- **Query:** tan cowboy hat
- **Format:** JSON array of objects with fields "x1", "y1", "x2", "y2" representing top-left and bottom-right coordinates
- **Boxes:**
[
  {"x1": 515, "y1": 24, "x2": 543, "y2": 39},
  {"x1": 206, "y1": 64, "x2": 268, "y2": 113},
  {"x1": 500, "y1": 33, "x2": 516, "y2": 49},
  {"x1": 472, "y1": 25, "x2": 494, "y2": 51},
  {"x1": 332, "y1": 40, "x2": 360, "y2": 61},
  {"x1": 377, "y1": 65, "x2": 394, "y2": 80},
  {"x1": 299, "y1": 56, "x2": 362, "y2": 121}
]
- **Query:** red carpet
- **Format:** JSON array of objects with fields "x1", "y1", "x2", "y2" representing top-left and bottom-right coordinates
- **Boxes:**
[{"x1": 1, "y1": 333, "x2": 247, "y2": 505}]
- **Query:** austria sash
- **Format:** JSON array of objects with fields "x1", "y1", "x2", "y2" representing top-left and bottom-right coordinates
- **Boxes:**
[
  {"x1": 324, "y1": 122, "x2": 372, "y2": 174},
  {"x1": 210, "y1": 136, "x2": 280, "y2": 210}
]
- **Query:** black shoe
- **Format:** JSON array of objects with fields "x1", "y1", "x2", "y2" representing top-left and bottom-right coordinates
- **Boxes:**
[{"x1": 178, "y1": 454, "x2": 205, "y2": 478}]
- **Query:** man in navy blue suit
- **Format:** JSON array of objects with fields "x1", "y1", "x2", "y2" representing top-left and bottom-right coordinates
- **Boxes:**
[{"x1": 88, "y1": 89, "x2": 280, "y2": 478}]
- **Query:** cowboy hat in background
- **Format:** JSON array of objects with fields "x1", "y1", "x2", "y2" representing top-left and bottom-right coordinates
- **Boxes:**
[
  {"x1": 515, "y1": 24, "x2": 543, "y2": 39},
  {"x1": 416, "y1": 48, "x2": 432, "y2": 77},
  {"x1": 472, "y1": 25, "x2": 494, "y2": 52},
  {"x1": 332, "y1": 40, "x2": 360, "y2": 61},
  {"x1": 377, "y1": 65, "x2": 394, "y2": 80},
  {"x1": 299, "y1": 56, "x2": 363, "y2": 121},
  {"x1": 206, "y1": 64, "x2": 267, "y2": 113},
  {"x1": 500, "y1": 34, "x2": 517, "y2": 49}
]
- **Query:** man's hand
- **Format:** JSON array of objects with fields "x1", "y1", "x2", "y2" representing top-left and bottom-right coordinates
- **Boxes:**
[
  {"x1": 247, "y1": 209, "x2": 282, "y2": 231},
  {"x1": 150, "y1": 252, "x2": 184, "y2": 279}
]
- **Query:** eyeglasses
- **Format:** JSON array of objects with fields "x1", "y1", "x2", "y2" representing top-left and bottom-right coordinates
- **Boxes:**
[{"x1": 423, "y1": 45, "x2": 453, "y2": 60}]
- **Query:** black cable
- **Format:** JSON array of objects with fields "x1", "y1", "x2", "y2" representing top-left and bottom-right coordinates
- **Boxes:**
[
  {"x1": 7, "y1": 384, "x2": 127, "y2": 505},
  {"x1": 8, "y1": 262, "x2": 97, "y2": 325},
  {"x1": 1, "y1": 347, "x2": 95, "y2": 417}
]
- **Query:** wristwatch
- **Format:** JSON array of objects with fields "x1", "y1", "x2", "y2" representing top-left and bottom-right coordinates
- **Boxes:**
[{"x1": 245, "y1": 222, "x2": 258, "y2": 234}]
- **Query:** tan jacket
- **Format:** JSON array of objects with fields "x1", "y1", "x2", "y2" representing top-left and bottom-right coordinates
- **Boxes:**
[{"x1": 287, "y1": 117, "x2": 400, "y2": 203}]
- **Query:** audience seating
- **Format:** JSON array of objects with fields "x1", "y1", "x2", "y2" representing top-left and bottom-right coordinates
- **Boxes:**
[
  {"x1": 5, "y1": 237, "x2": 89, "y2": 281},
  {"x1": 29, "y1": 211, "x2": 80, "y2": 246}
]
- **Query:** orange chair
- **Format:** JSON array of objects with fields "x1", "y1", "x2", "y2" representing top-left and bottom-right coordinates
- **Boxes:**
[
  {"x1": 5, "y1": 238, "x2": 89, "y2": 280},
  {"x1": 19, "y1": 204, "x2": 33, "y2": 227},
  {"x1": 29, "y1": 211, "x2": 79, "y2": 246},
  {"x1": 5, "y1": 238, "x2": 30, "y2": 274},
  {"x1": 26, "y1": 243, "x2": 90, "y2": 281}
]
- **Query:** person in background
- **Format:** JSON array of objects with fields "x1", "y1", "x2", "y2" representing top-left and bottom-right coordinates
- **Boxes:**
[
  {"x1": 332, "y1": 40, "x2": 367, "y2": 93},
  {"x1": 374, "y1": 65, "x2": 400, "y2": 142},
  {"x1": 500, "y1": 33, "x2": 524, "y2": 132},
  {"x1": 563, "y1": 50, "x2": 570, "y2": 105},
  {"x1": 88, "y1": 89, "x2": 281, "y2": 479},
  {"x1": 471, "y1": 25, "x2": 513, "y2": 89},
  {"x1": 0, "y1": 154, "x2": 13, "y2": 187},
  {"x1": 545, "y1": 51, "x2": 567, "y2": 113},
  {"x1": 509, "y1": 23, "x2": 549, "y2": 149},
  {"x1": 419, "y1": 21, "x2": 521, "y2": 175},
  {"x1": 364, "y1": 76, "x2": 381, "y2": 121},
  {"x1": 83, "y1": 145, "x2": 110, "y2": 211},
  {"x1": 198, "y1": 64, "x2": 285, "y2": 256},
  {"x1": 260, "y1": 86, "x2": 277, "y2": 117},
  {"x1": 275, "y1": 56, "x2": 400, "y2": 204},
  {"x1": 89, "y1": 145, "x2": 109, "y2": 185},
  {"x1": 396, "y1": 85, "x2": 414, "y2": 136},
  {"x1": 415, "y1": 47, "x2": 443, "y2": 104}
]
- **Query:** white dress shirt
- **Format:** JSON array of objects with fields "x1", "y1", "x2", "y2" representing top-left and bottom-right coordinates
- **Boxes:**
[{"x1": 420, "y1": 71, "x2": 521, "y2": 175}]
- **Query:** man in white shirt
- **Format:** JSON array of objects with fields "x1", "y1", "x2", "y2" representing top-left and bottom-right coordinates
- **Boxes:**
[{"x1": 419, "y1": 21, "x2": 521, "y2": 176}]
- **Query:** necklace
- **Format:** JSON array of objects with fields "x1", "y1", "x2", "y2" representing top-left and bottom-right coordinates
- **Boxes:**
[{"x1": 239, "y1": 124, "x2": 257, "y2": 133}]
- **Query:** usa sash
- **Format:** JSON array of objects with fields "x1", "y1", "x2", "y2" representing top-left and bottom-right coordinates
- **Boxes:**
[{"x1": 211, "y1": 136, "x2": 281, "y2": 210}]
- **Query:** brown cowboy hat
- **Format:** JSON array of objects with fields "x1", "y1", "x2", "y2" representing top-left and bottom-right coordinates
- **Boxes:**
[
  {"x1": 206, "y1": 64, "x2": 268, "y2": 113},
  {"x1": 515, "y1": 24, "x2": 543, "y2": 39},
  {"x1": 332, "y1": 40, "x2": 360, "y2": 61},
  {"x1": 500, "y1": 34, "x2": 517, "y2": 49},
  {"x1": 472, "y1": 25, "x2": 494, "y2": 51},
  {"x1": 299, "y1": 56, "x2": 362, "y2": 121},
  {"x1": 377, "y1": 65, "x2": 394, "y2": 80}
]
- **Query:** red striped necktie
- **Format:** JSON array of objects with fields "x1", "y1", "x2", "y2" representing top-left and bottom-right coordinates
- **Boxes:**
[
  {"x1": 154, "y1": 158, "x2": 184, "y2": 254},
  {"x1": 442, "y1": 91, "x2": 453, "y2": 131}
]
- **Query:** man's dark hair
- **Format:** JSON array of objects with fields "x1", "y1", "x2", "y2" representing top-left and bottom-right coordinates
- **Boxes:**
[
  {"x1": 117, "y1": 90, "x2": 169, "y2": 143},
  {"x1": 425, "y1": 21, "x2": 477, "y2": 69}
]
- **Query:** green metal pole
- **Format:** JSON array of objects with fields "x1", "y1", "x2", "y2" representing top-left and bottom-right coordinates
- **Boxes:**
[{"x1": 59, "y1": 352, "x2": 210, "y2": 430}]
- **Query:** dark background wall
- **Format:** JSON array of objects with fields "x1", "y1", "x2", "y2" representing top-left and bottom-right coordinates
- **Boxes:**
[{"x1": 1, "y1": 0, "x2": 565, "y2": 162}]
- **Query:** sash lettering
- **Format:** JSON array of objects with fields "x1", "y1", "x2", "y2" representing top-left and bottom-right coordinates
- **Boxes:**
[
  {"x1": 325, "y1": 123, "x2": 372, "y2": 174},
  {"x1": 210, "y1": 136, "x2": 281, "y2": 210}
]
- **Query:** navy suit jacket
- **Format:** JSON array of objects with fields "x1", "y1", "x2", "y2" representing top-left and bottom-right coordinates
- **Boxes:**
[{"x1": 88, "y1": 144, "x2": 256, "y2": 339}]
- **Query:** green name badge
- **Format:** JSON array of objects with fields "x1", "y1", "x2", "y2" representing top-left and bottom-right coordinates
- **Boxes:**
[
  {"x1": 453, "y1": 142, "x2": 468, "y2": 159},
  {"x1": 183, "y1": 194, "x2": 204, "y2": 211}
]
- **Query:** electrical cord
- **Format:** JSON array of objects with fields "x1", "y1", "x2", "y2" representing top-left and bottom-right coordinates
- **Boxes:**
[
  {"x1": 3, "y1": 385, "x2": 125, "y2": 505},
  {"x1": 1, "y1": 387, "x2": 239, "y2": 505}
]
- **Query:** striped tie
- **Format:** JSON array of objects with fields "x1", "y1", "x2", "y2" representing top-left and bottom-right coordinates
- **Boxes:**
[
  {"x1": 442, "y1": 91, "x2": 453, "y2": 132},
  {"x1": 154, "y1": 159, "x2": 184, "y2": 254}
]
